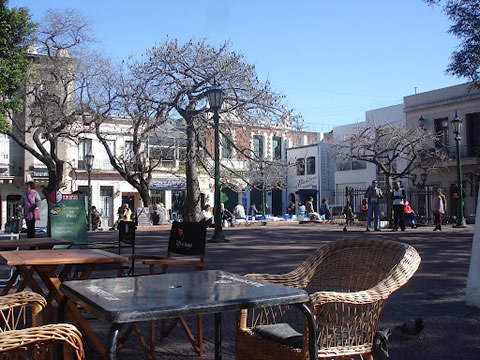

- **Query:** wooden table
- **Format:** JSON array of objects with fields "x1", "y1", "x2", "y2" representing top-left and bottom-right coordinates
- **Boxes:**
[
  {"x1": 59, "y1": 270, "x2": 316, "y2": 360},
  {"x1": 0, "y1": 237, "x2": 71, "y2": 250},
  {"x1": 0, "y1": 237, "x2": 72, "y2": 290},
  {"x1": 0, "y1": 249, "x2": 127, "y2": 358}
]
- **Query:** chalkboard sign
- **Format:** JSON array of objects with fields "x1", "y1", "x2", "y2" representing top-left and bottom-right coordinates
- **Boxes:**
[
  {"x1": 48, "y1": 192, "x2": 88, "y2": 248},
  {"x1": 136, "y1": 207, "x2": 151, "y2": 226}
]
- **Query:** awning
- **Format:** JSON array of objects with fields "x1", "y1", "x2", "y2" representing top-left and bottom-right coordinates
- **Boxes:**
[{"x1": 295, "y1": 189, "x2": 318, "y2": 196}]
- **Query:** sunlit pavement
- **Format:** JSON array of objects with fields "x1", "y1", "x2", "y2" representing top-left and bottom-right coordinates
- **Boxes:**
[{"x1": 62, "y1": 223, "x2": 478, "y2": 359}]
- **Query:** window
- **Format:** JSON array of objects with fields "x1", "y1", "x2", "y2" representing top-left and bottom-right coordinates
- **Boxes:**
[
  {"x1": 221, "y1": 136, "x2": 233, "y2": 159},
  {"x1": 151, "y1": 189, "x2": 166, "y2": 207},
  {"x1": 466, "y1": 112, "x2": 480, "y2": 157},
  {"x1": 272, "y1": 136, "x2": 282, "y2": 160},
  {"x1": 306, "y1": 156, "x2": 315, "y2": 175},
  {"x1": 100, "y1": 140, "x2": 115, "y2": 170},
  {"x1": 0, "y1": 134, "x2": 9, "y2": 162},
  {"x1": 253, "y1": 135, "x2": 264, "y2": 158},
  {"x1": 336, "y1": 159, "x2": 367, "y2": 171},
  {"x1": 434, "y1": 117, "x2": 449, "y2": 150},
  {"x1": 149, "y1": 136, "x2": 183, "y2": 166},
  {"x1": 78, "y1": 139, "x2": 92, "y2": 170},
  {"x1": 296, "y1": 158, "x2": 305, "y2": 176}
]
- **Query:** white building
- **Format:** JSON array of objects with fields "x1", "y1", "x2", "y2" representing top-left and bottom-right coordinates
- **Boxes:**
[
  {"x1": 286, "y1": 133, "x2": 334, "y2": 213},
  {"x1": 333, "y1": 104, "x2": 405, "y2": 191},
  {"x1": 404, "y1": 83, "x2": 480, "y2": 221}
]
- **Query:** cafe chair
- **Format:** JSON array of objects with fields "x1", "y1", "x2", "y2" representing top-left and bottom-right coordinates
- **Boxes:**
[
  {"x1": 117, "y1": 220, "x2": 137, "y2": 276},
  {"x1": 0, "y1": 291, "x2": 84, "y2": 359},
  {"x1": 0, "y1": 291, "x2": 46, "y2": 329},
  {"x1": 143, "y1": 220, "x2": 209, "y2": 356},
  {"x1": 236, "y1": 238, "x2": 421, "y2": 360},
  {"x1": 0, "y1": 233, "x2": 20, "y2": 288},
  {"x1": 0, "y1": 323, "x2": 84, "y2": 360}
]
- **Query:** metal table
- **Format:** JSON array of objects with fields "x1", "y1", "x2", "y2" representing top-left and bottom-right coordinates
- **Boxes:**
[{"x1": 59, "y1": 269, "x2": 316, "y2": 360}]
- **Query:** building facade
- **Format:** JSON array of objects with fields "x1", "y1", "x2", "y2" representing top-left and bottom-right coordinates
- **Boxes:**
[{"x1": 404, "y1": 83, "x2": 480, "y2": 221}]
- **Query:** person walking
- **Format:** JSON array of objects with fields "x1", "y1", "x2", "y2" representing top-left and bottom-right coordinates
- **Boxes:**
[
  {"x1": 18, "y1": 181, "x2": 41, "y2": 238},
  {"x1": 391, "y1": 181, "x2": 406, "y2": 231},
  {"x1": 432, "y1": 188, "x2": 446, "y2": 231},
  {"x1": 365, "y1": 180, "x2": 383, "y2": 231}
]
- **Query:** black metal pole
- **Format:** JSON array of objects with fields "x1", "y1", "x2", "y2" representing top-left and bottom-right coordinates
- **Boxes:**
[
  {"x1": 454, "y1": 134, "x2": 466, "y2": 227},
  {"x1": 87, "y1": 168, "x2": 92, "y2": 231},
  {"x1": 210, "y1": 109, "x2": 228, "y2": 242}
]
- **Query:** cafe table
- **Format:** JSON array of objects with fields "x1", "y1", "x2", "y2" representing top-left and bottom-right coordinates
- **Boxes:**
[
  {"x1": 0, "y1": 248, "x2": 127, "y2": 358},
  {"x1": 0, "y1": 237, "x2": 71, "y2": 250},
  {"x1": 0, "y1": 237, "x2": 72, "y2": 289},
  {"x1": 59, "y1": 269, "x2": 317, "y2": 360}
]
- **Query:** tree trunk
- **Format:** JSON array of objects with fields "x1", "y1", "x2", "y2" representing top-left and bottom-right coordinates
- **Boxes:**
[
  {"x1": 184, "y1": 117, "x2": 201, "y2": 222},
  {"x1": 138, "y1": 185, "x2": 152, "y2": 209}
]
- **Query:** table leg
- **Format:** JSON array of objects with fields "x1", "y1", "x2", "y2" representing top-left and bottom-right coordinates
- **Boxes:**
[
  {"x1": 293, "y1": 303, "x2": 317, "y2": 360},
  {"x1": 38, "y1": 267, "x2": 107, "y2": 359},
  {"x1": 107, "y1": 323, "x2": 123, "y2": 360},
  {"x1": 214, "y1": 312, "x2": 222, "y2": 360},
  {"x1": 9, "y1": 265, "x2": 45, "y2": 297}
]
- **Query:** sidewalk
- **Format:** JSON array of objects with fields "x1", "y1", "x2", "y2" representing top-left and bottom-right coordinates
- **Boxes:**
[{"x1": 78, "y1": 223, "x2": 479, "y2": 359}]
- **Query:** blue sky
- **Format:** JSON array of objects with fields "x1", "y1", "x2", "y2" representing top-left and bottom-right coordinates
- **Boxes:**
[{"x1": 11, "y1": 0, "x2": 464, "y2": 131}]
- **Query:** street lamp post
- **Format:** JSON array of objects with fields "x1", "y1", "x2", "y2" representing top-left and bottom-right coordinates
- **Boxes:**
[
  {"x1": 451, "y1": 111, "x2": 466, "y2": 228},
  {"x1": 207, "y1": 82, "x2": 228, "y2": 243},
  {"x1": 85, "y1": 153, "x2": 95, "y2": 231}
]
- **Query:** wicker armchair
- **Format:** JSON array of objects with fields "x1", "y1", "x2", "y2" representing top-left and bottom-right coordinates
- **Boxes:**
[
  {"x1": 0, "y1": 291, "x2": 46, "y2": 330},
  {"x1": 0, "y1": 323, "x2": 84, "y2": 360},
  {"x1": 236, "y1": 238, "x2": 421, "y2": 360},
  {"x1": 0, "y1": 291, "x2": 84, "y2": 359}
]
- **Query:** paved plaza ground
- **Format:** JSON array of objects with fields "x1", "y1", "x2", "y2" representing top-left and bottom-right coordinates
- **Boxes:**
[{"x1": 20, "y1": 222, "x2": 480, "y2": 359}]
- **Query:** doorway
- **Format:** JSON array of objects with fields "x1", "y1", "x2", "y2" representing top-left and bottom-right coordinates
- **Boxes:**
[{"x1": 100, "y1": 186, "x2": 114, "y2": 227}]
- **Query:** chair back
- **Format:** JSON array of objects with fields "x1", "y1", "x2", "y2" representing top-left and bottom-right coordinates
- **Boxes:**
[
  {"x1": 168, "y1": 221, "x2": 207, "y2": 258},
  {"x1": 118, "y1": 221, "x2": 136, "y2": 251},
  {"x1": 118, "y1": 220, "x2": 136, "y2": 274},
  {"x1": 302, "y1": 238, "x2": 420, "y2": 297}
]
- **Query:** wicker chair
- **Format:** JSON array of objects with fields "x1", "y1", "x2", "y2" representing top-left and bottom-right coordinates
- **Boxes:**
[
  {"x1": 0, "y1": 291, "x2": 84, "y2": 360},
  {"x1": 236, "y1": 238, "x2": 421, "y2": 360}
]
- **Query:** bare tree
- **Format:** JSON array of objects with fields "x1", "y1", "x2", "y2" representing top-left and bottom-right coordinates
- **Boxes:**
[
  {"x1": 337, "y1": 122, "x2": 448, "y2": 184},
  {"x1": 335, "y1": 121, "x2": 449, "y2": 219},
  {"x1": 4, "y1": 9, "x2": 95, "y2": 196},
  {"x1": 92, "y1": 39, "x2": 293, "y2": 221}
]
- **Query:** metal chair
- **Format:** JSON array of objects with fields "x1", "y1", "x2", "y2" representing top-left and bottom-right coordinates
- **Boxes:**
[
  {"x1": 143, "y1": 221, "x2": 209, "y2": 355},
  {"x1": 0, "y1": 233, "x2": 21, "y2": 288},
  {"x1": 116, "y1": 221, "x2": 209, "y2": 359},
  {"x1": 236, "y1": 238, "x2": 421, "y2": 360}
]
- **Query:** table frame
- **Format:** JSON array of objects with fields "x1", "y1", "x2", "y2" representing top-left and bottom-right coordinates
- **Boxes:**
[
  {"x1": 0, "y1": 238, "x2": 72, "y2": 293},
  {"x1": 59, "y1": 270, "x2": 317, "y2": 360}
]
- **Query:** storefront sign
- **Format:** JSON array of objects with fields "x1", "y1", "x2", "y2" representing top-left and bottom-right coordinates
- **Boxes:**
[
  {"x1": 297, "y1": 176, "x2": 317, "y2": 188},
  {"x1": 151, "y1": 178, "x2": 186, "y2": 190}
]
